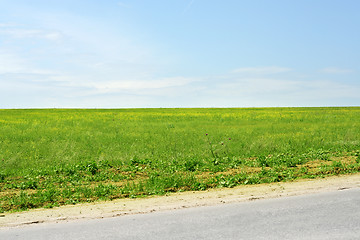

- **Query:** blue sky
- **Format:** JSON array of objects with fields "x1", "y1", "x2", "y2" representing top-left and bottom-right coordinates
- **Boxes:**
[{"x1": 0, "y1": 0, "x2": 359, "y2": 108}]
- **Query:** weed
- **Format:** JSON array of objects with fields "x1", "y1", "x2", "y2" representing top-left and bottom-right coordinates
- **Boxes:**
[
  {"x1": 355, "y1": 151, "x2": 360, "y2": 163},
  {"x1": 205, "y1": 133, "x2": 232, "y2": 164}
]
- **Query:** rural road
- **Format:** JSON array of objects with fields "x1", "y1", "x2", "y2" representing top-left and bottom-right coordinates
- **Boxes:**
[{"x1": 1, "y1": 187, "x2": 360, "y2": 240}]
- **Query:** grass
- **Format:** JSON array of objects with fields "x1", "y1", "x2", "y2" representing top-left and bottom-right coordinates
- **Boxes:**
[{"x1": 0, "y1": 107, "x2": 360, "y2": 212}]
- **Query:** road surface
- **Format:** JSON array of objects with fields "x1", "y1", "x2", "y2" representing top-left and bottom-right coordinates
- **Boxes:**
[{"x1": 1, "y1": 188, "x2": 360, "y2": 240}]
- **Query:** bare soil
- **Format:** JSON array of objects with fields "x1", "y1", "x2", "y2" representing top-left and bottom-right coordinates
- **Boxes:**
[{"x1": 1, "y1": 173, "x2": 360, "y2": 229}]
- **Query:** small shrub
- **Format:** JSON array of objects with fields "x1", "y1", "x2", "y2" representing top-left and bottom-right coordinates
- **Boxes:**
[
  {"x1": 86, "y1": 161, "x2": 98, "y2": 175},
  {"x1": 258, "y1": 155, "x2": 270, "y2": 167},
  {"x1": 184, "y1": 159, "x2": 201, "y2": 172},
  {"x1": 19, "y1": 179, "x2": 38, "y2": 190},
  {"x1": 0, "y1": 172, "x2": 6, "y2": 182}
]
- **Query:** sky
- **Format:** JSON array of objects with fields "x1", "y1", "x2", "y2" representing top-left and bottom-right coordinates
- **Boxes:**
[{"x1": 0, "y1": 0, "x2": 359, "y2": 108}]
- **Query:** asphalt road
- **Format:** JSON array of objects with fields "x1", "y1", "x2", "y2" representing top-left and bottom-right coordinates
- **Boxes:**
[{"x1": 1, "y1": 188, "x2": 360, "y2": 240}]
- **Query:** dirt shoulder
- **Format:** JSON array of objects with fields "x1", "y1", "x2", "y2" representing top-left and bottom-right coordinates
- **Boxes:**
[{"x1": 1, "y1": 173, "x2": 360, "y2": 229}]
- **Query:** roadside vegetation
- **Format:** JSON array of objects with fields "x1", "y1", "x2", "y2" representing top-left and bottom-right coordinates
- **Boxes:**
[{"x1": 0, "y1": 107, "x2": 360, "y2": 212}]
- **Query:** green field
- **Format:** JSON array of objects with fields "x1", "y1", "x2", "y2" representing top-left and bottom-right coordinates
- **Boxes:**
[{"x1": 1, "y1": 107, "x2": 360, "y2": 212}]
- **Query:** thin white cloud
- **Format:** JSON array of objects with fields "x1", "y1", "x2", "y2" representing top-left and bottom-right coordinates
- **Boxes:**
[
  {"x1": 0, "y1": 23, "x2": 17, "y2": 27},
  {"x1": 43, "y1": 32, "x2": 62, "y2": 41},
  {"x1": 183, "y1": 0, "x2": 195, "y2": 14},
  {"x1": 29, "y1": 75, "x2": 200, "y2": 96},
  {"x1": 117, "y1": 2, "x2": 131, "y2": 8},
  {"x1": 0, "y1": 52, "x2": 30, "y2": 74},
  {"x1": 232, "y1": 66, "x2": 292, "y2": 74},
  {"x1": 320, "y1": 67, "x2": 353, "y2": 74},
  {"x1": 0, "y1": 27, "x2": 63, "y2": 40},
  {"x1": 0, "y1": 52, "x2": 57, "y2": 75},
  {"x1": 200, "y1": 76, "x2": 360, "y2": 107},
  {"x1": 219, "y1": 78, "x2": 301, "y2": 93},
  {"x1": 92, "y1": 77, "x2": 199, "y2": 93}
]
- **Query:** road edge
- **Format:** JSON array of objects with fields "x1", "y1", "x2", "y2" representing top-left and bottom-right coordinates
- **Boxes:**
[{"x1": 1, "y1": 173, "x2": 360, "y2": 229}]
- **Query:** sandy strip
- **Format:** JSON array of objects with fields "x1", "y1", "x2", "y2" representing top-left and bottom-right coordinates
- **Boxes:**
[{"x1": 1, "y1": 173, "x2": 360, "y2": 229}]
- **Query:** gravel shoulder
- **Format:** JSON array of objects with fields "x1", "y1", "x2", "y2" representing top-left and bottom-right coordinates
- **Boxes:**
[{"x1": 1, "y1": 173, "x2": 360, "y2": 229}]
